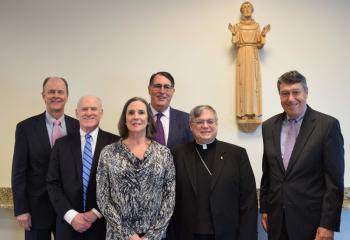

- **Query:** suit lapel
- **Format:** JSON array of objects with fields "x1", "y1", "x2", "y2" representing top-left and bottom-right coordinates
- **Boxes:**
[
  {"x1": 272, "y1": 114, "x2": 286, "y2": 173},
  {"x1": 286, "y1": 107, "x2": 316, "y2": 174},
  {"x1": 71, "y1": 133, "x2": 83, "y2": 184},
  {"x1": 210, "y1": 141, "x2": 226, "y2": 191},
  {"x1": 65, "y1": 115, "x2": 77, "y2": 134},
  {"x1": 35, "y1": 112, "x2": 52, "y2": 151},
  {"x1": 183, "y1": 144, "x2": 198, "y2": 195},
  {"x1": 167, "y1": 108, "x2": 176, "y2": 148},
  {"x1": 90, "y1": 129, "x2": 105, "y2": 181}
]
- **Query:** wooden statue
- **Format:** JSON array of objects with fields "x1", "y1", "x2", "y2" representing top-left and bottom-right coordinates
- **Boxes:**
[{"x1": 228, "y1": 2, "x2": 270, "y2": 132}]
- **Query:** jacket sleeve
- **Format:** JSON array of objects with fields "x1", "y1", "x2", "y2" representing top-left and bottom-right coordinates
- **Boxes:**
[
  {"x1": 11, "y1": 123, "x2": 30, "y2": 216},
  {"x1": 259, "y1": 123, "x2": 270, "y2": 214},
  {"x1": 46, "y1": 142, "x2": 74, "y2": 219},
  {"x1": 238, "y1": 149, "x2": 258, "y2": 240},
  {"x1": 319, "y1": 119, "x2": 344, "y2": 231}
]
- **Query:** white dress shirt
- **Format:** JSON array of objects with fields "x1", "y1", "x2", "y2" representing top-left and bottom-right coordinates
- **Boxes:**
[{"x1": 64, "y1": 127, "x2": 102, "y2": 224}]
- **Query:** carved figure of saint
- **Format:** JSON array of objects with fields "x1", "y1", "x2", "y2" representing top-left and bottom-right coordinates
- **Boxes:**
[{"x1": 229, "y1": 2, "x2": 270, "y2": 131}]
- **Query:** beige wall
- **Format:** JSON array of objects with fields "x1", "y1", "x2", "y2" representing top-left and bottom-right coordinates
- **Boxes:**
[{"x1": 1, "y1": 0, "x2": 349, "y2": 187}]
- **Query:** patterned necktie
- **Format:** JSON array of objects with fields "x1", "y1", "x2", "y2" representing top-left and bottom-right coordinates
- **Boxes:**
[
  {"x1": 82, "y1": 133, "x2": 93, "y2": 210},
  {"x1": 155, "y1": 112, "x2": 165, "y2": 145},
  {"x1": 283, "y1": 119, "x2": 298, "y2": 170},
  {"x1": 51, "y1": 120, "x2": 62, "y2": 146}
]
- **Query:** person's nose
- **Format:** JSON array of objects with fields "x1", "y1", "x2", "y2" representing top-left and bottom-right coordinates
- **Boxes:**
[
  {"x1": 159, "y1": 86, "x2": 166, "y2": 93},
  {"x1": 53, "y1": 91, "x2": 59, "y2": 98},
  {"x1": 202, "y1": 121, "x2": 209, "y2": 128},
  {"x1": 287, "y1": 93, "x2": 296, "y2": 102}
]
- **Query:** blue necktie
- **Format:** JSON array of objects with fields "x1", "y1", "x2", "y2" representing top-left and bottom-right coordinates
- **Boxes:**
[{"x1": 82, "y1": 133, "x2": 93, "y2": 210}]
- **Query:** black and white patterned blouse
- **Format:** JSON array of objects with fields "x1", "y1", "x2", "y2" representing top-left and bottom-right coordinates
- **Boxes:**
[{"x1": 96, "y1": 139, "x2": 175, "y2": 240}]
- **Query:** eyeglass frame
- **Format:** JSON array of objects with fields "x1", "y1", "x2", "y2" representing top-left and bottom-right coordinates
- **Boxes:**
[{"x1": 150, "y1": 83, "x2": 174, "y2": 91}]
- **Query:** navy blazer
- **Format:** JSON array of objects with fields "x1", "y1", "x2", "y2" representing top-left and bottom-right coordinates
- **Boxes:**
[
  {"x1": 47, "y1": 129, "x2": 119, "y2": 240},
  {"x1": 166, "y1": 107, "x2": 193, "y2": 149},
  {"x1": 11, "y1": 112, "x2": 79, "y2": 229},
  {"x1": 260, "y1": 106, "x2": 344, "y2": 240}
]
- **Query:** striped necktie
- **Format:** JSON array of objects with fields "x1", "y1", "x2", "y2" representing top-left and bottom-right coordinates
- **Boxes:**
[{"x1": 82, "y1": 133, "x2": 93, "y2": 210}]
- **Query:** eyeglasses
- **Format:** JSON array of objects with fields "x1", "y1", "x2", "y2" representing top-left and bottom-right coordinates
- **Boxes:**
[
  {"x1": 192, "y1": 119, "x2": 217, "y2": 126},
  {"x1": 151, "y1": 84, "x2": 174, "y2": 91}
]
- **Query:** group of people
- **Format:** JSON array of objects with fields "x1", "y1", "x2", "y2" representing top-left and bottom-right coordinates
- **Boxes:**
[{"x1": 11, "y1": 70, "x2": 344, "y2": 240}]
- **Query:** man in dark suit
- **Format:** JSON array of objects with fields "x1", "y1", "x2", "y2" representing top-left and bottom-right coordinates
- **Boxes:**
[
  {"x1": 148, "y1": 71, "x2": 193, "y2": 149},
  {"x1": 260, "y1": 70, "x2": 344, "y2": 240},
  {"x1": 47, "y1": 95, "x2": 119, "y2": 240},
  {"x1": 12, "y1": 77, "x2": 79, "y2": 240},
  {"x1": 171, "y1": 105, "x2": 257, "y2": 240}
]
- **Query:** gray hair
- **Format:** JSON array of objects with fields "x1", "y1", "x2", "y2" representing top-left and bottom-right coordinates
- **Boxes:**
[
  {"x1": 277, "y1": 70, "x2": 308, "y2": 93},
  {"x1": 189, "y1": 105, "x2": 218, "y2": 122}
]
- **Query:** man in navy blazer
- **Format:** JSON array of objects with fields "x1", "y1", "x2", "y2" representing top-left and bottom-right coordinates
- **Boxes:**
[
  {"x1": 260, "y1": 71, "x2": 344, "y2": 240},
  {"x1": 12, "y1": 77, "x2": 79, "y2": 240},
  {"x1": 148, "y1": 71, "x2": 193, "y2": 149},
  {"x1": 47, "y1": 95, "x2": 119, "y2": 240}
]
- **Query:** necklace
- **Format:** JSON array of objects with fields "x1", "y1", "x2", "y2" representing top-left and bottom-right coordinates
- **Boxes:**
[{"x1": 194, "y1": 147, "x2": 213, "y2": 176}]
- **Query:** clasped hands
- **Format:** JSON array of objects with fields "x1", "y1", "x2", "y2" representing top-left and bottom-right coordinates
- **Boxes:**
[{"x1": 71, "y1": 210, "x2": 98, "y2": 233}]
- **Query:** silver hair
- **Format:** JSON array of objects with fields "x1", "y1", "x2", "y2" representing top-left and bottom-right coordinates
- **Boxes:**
[{"x1": 189, "y1": 105, "x2": 218, "y2": 122}]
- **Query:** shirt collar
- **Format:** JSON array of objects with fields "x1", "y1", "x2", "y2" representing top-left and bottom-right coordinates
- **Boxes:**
[
  {"x1": 285, "y1": 106, "x2": 307, "y2": 123},
  {"x1": 195, "y1": 138, "x2": 217, "y2": 150},
  {"x1": 80, "y1": 127, "x2": 99, "y2": 140},
  {"x1": 45, "y1": 111, "x2": 65, "y2": 125},
  {"x1": 150, "y1": 104, "x2": 170, "y2": 119}
]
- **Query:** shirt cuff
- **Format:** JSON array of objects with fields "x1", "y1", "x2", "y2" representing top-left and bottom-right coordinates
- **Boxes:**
[
  {"x1": 91, "y1": 208, "x2": 102, "y2": 219},
  {"x1": 64, "y1": 209, "x2": 79, "y2": 225}
]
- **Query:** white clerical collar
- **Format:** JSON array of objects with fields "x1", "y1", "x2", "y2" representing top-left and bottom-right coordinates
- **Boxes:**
[{"x1": 195, "y1": 139, "x2": 216, "y2": 150}]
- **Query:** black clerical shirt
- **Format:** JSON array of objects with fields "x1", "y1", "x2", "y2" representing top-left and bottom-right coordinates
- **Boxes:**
[{"x1": 194, "y1": 140, "x2": 217, "y2": 234}]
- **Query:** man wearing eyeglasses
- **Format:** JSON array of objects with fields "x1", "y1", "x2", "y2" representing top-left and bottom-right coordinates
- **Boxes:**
[
  {"x1": 148, "y1": 71, "x2": 193, "y2": 149},
  {"x1": 170, "y1": 105, "x2": 257, "y2": 240},
  {"x1": 260, "y1": 70, "x2": 344, "y2": 240}
]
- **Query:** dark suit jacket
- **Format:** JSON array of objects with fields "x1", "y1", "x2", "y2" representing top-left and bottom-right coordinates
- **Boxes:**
[
  {"x1": 260, "y1": 106, "x2": 344, "y2": 240},
  {"x1": 166, "y1": 107, "x2": 193, "y2": 149},
  {"x1": 11, "y1": 112, "x2": 79, "y2": 229},
  {"x1": 47, "y1": 129, "x2": 119, "y2": 240},
  {"x1": 170, "y1": 141, "x2": 257, "y2": 240}
]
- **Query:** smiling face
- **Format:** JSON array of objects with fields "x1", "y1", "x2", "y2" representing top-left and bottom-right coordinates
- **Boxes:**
[
  {"x1": 279, "y1": 83, "x2": 308, "y2": 119},
  {"x1": 75, "y1": 96, "x2": 103, "y2": 133},
  {"x1": 148, "y1": 74, "x2": 175, "y2": 112},
  {"x1": 42, "y1": 77, "x2": 68, "y2": 118},
  {"x1": 125, "y1": 100, "x2": 148, "y2": 135},
  {"x1": 190, "y1": 108, "x2": 218, "y2": 144}
]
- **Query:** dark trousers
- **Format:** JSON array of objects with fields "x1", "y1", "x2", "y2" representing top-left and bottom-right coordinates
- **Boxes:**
[
  {"x1": 193, "y1": 234, "x2": 215, "y2": 240},
  {"x1": 279, "y1": 211, "x2": 289, "y2": 240},
  {"x1": 25, "y1": 229, "x2": 55, "y2": 240}
]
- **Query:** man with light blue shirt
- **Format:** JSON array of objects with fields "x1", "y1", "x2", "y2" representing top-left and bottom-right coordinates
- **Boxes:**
[
  {"x1": 12, "y1": 77, "x2": 79, "y2": 240},
  {"x1": 260, "y1": 70, "x2": 344, "y2": 240}
]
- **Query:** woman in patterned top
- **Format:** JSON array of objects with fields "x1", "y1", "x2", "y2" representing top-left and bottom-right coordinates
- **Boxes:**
[{"x1": 96, "y1": 97, "x2": 175, "y2": 240}]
